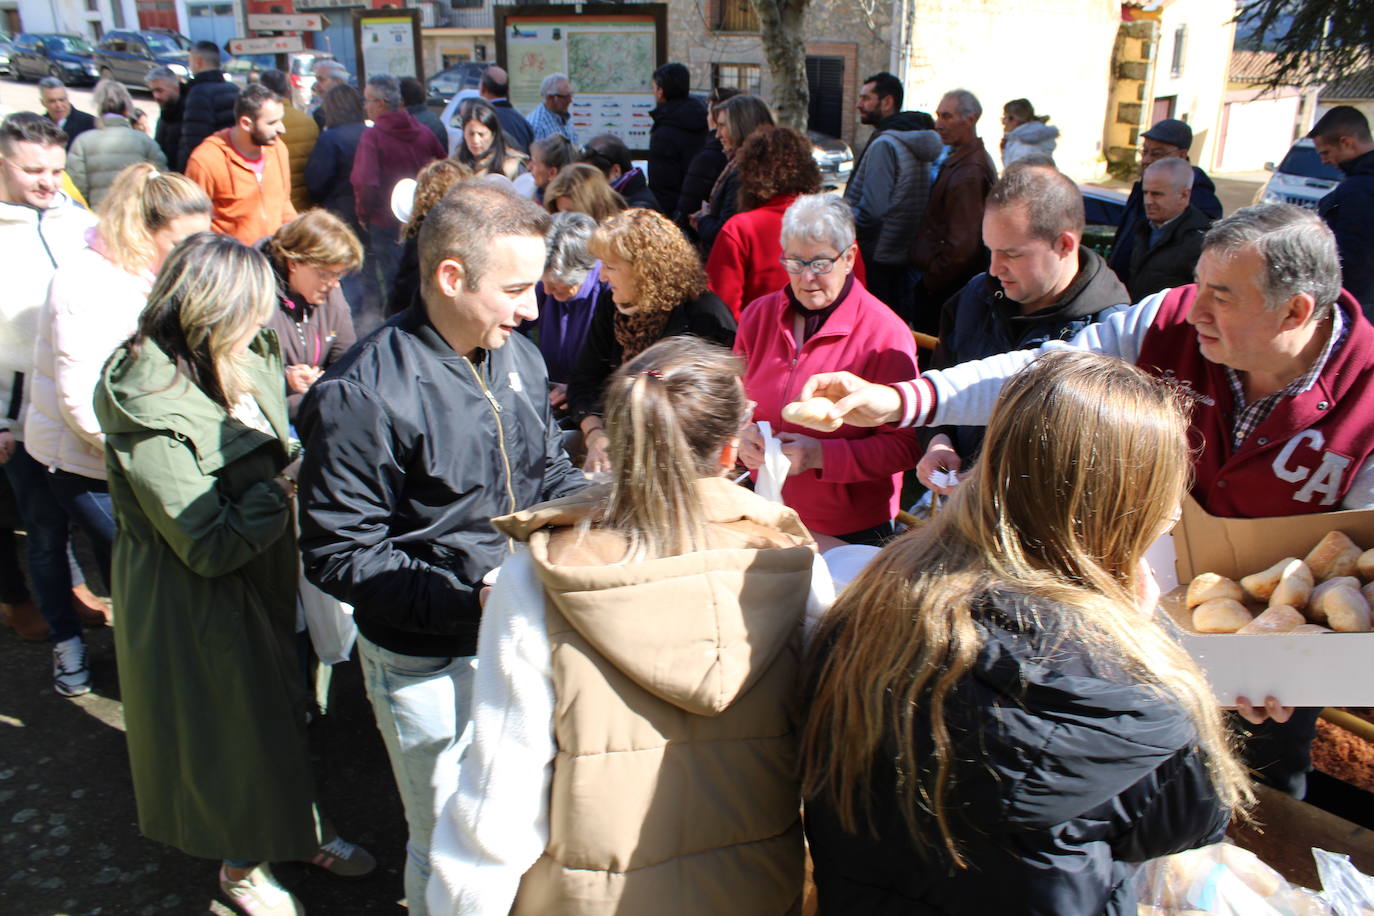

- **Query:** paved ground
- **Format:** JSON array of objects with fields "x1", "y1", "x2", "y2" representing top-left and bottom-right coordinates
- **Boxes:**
[{"x1": 1, "y1": 618, "x2": 411, "y2": 915}]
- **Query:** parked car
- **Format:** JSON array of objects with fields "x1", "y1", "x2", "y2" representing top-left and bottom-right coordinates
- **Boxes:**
[
  {"x1": 0, "y1": 36, "x2": 14, "y2": 77},
  {"x1": 224, "y1": 54, "x2": 273, "y2": 88},
  {"x1": 93, "y1": 29, "x2": 191, "y2": 89},
  {"x1": 1253, "y1": 138, "x2": 1343, "y2": 210},
  {"x1": 1079, "y1": 184, "x2": 1129, "y2": 259},
  {"x1": 427, "y1": 61, "x2": 491, "y2": 102},
  {"x1": 809, "y1": 132, "x2": 853, "y2": 189},
  {"x1": 9, "y1": 33, "x2": 98, "y2": 85}
]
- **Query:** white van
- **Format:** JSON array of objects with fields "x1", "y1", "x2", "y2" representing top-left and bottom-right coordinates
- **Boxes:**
[{"x1": 1253, "y1": 138, "x2": 1343, "y2": 210}]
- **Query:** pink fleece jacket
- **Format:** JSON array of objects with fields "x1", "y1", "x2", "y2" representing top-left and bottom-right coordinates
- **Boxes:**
[{"x1": 735, "y1": 279, "x2": 922, "y2": 535}]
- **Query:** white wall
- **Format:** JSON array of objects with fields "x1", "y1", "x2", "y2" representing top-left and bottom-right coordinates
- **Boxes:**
[
  {"x1": 899, "y1": 0, "x2": 1121, "y2": 180},
  {"x1": 1216, "y1": 91, "x2": 1300, "y2": 172},
  {"x1": 1149, "y1": 0, "x2": 1237, "y2": 171}
]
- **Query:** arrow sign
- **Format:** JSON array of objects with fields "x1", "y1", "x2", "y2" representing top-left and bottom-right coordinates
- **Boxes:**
[
  {"x1": 227, "y1": 35, "x2": 306, "y2": 55},
  {"x1": 247, "y1": 13, "x2": 324, "y2": 31}
]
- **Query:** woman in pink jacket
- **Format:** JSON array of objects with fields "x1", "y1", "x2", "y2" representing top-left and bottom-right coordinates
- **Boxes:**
[{"x1": 736, "y1": 194, "x2": 921, "y2": 546}]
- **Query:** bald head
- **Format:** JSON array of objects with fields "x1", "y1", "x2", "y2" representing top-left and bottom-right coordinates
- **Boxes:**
[
  {"x1": 1142, "y1": 157, "x2": 1193, "y2": 225},
  {"x1": 481, "y1": 66, "x2": 510, "y2": 100}
]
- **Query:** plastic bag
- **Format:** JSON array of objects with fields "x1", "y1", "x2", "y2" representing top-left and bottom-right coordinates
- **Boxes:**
[
  {"x1": 1136, "y1": 842, "x2": 1330, "y2": 915},
  {"x1": 1313, "y1": 848, "x2": 1374, "y2": 916},
  {"x1": 299, "y1": 571, "x2": 357, "y2": 666},
  {"x1": 754, "y1": 420, "x2": 791, "y2": 504}
]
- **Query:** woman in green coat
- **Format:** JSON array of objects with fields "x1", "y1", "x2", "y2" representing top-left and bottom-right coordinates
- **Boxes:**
[{"x1": 95, "y1": 233, "x2": 371, "y2": 915}]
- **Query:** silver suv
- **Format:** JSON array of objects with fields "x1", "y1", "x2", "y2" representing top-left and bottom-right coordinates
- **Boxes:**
[{"x1": 1253, "y1": 138, "x2": 1343, "y2": 210}]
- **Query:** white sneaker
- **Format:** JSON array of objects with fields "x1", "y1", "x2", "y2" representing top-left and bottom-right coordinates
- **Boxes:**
[
  {"x1": 220, "y1": 863, "x2": 305, "y2": 916},
  {"x1": 52, "y1": 636, "x2": 91, "y2": 697}
]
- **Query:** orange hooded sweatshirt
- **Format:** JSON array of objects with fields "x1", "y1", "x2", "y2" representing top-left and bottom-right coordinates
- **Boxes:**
[{"x1": 185, "y1": 128, "x2": 296, "y2": 245}]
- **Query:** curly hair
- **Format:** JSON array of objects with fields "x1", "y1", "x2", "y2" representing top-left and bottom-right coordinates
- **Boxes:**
[
  {"x1": 404, "y1": 158, "x2": 475, "y2": 239},
  {"x1": 589, "y1": 208, "x2": 707, "y2": 314},
  {"x1": 735, "y1": 126, "x2": 821, "y2": 210}
]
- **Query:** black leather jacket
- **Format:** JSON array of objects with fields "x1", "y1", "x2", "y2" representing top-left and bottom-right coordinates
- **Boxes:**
[{"x1": 297, "y1": 306, "x2": 586, "y2": 657}]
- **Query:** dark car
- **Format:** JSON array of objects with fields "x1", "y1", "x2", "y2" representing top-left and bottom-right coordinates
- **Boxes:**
[
  {"x1": 1080, "y1": 184, "x2": 1128, "y2": 258},
  {"x1": 10, "y1": 32, "x2": 99, "y2": 85},
  {"x1": 426, "y1": 61, "x2": 490, "y2": 102},
  {"x1": 93, "y1": 29, "x2": 191, "y2": 89},
  {"x1": 0, "y1": 35, "x2": 14, "y2": 77}
]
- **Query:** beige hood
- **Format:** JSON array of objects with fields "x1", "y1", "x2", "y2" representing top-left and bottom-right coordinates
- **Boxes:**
[{"x1": 493, "y1": 477, "x2": 816, "y2": 717}]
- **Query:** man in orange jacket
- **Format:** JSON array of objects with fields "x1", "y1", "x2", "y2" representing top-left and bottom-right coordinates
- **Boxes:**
[{"x1": 186, "y1": 82, "x2": 295, "y2": 245}]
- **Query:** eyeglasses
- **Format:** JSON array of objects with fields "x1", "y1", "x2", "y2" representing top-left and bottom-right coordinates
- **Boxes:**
[
  {"x1": 548, "y1": 93, "x2": 572, "y2": 100},
  {"x1": 779, "y1": 254, "x2": 841, "y2": 275}
]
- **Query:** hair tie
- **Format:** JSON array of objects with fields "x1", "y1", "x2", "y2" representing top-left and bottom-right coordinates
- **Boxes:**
[
  {"x1": 641, "y1": 367, "x2": 662, "y2": 380},
  {"x1": 147, "y1": 169, "x2": 160, "y2": 179}
]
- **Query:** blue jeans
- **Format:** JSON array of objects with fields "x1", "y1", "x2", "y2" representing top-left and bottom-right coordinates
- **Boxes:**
[
  {"x1": 47, "y1": 469, "x2": 114, "y2": 590},
  {"x1": 356, "y1": 633, "x2": 476, "y2": 916},
  {"x1": 3, "y1": 444, "x2": 76, "y2": 641}
]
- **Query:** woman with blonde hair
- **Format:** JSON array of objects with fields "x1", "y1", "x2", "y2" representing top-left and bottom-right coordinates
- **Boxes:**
[
  {"x1": 95, "y1": 233, "x2": 373, "y2": 915},
  {"x1": 544, "y1": 162, "x2": 626, "y2": 223},
  {"x1": 260, "y1": 209, "x2": 363, "y2": 418},
  {"x1": 689, "y1": 94, "x2": 774, "y2": 252},
  {"x1": 67, "y1": 79, "x2": 168, "y2": 205},
  {"x1": 388, "y1": 158, "x2": 475, "y2": 315},
  {"x1": 802, "y1": 350, "x2": 1252, "y2": 916},
  {"x1": 429, "y1": 335, "x2": 832, "y2": 915},
  {"x1": 566, "y1": 208, "x2": 735, "y2": 471},
  {"x1": 24, "y1": 163, "x2": 209, "y2": 695}
]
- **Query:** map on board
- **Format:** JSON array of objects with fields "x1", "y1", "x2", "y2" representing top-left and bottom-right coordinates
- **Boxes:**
[{"x1": 567, "y1": 31, "x2": 654, "y2": 94}]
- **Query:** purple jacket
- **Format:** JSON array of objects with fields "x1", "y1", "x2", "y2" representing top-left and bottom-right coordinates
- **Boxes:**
[
  {"x1": 524, "y1": 263, "x2": 611, "y2": 384},
  {"x1": 349, "y1": 109, "x2": 445, "y2": 231}
]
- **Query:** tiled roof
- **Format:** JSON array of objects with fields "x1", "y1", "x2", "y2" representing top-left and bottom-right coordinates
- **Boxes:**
[
  {"x1": 1230, "y1": 50, "x2": 1278, "y2": 82},
  {"x1": 1322, "y1": 65, "x2": 1374, "y2": 100}
]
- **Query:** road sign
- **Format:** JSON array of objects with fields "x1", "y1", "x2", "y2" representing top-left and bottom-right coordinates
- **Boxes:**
[
  {"x1": 227, "y1": 35, "x2": 306, "y2": 55},
  {"x1": 247, "y1": 13, "x2": 324, "y2": 31}
]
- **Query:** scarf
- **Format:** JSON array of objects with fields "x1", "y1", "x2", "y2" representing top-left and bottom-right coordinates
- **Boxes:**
[{"x1": 613, "y1": 305, "x2": 674, "y2": 363}]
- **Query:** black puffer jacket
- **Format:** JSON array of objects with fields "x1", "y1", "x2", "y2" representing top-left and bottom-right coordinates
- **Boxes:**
[
  {"x1": 297, "y1": 307, "x2": 586, "y2": 658},
  {"x1": 153, "y1": 92, "x2": 184, "y2": 171},
  {"x1": 805, "y1": 591, "x2": 1230, "y2": 916},
  {"x1": 1319, "y1": 148, "x2": 1374, "y2": 316},
  {"x1": 648, "y1": 95, "x2": 708, "y2": 216},
  {"x1": 674, "y1": 135, "x2": 727, "y2": 226},
  {"x1": 929, "y1": 247, "x2": 1129, "y2": 459},
  {"x1": 176, "y1": 70, "x2": 240, "y2": 170}
]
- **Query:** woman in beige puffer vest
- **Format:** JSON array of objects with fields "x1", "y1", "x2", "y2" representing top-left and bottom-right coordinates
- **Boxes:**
[{"x1": 428, "y1": 336, "x2": 833, "y2": 916}]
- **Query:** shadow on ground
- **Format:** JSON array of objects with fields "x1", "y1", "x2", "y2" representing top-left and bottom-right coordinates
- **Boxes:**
[{"x1": 0, "y1": 624, "x2": 409, "y2": 915}]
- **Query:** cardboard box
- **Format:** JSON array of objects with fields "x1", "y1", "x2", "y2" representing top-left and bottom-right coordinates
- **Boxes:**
[{"x1": 1162, "y1": 496, "x2": 1374, "y2": 707}]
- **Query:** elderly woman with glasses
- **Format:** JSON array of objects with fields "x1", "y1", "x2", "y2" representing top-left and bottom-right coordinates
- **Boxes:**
[
  {"x1": 260, "y1": 209, "x2": 363, "y2": 419},
  {"x1": 735, "y1": 193, "x2": 921, "y2": 547}
]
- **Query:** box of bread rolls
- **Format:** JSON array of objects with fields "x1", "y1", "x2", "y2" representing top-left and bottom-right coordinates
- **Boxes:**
[{"x1": 1158, "y1": 496, "x2": 1374, "y2": 707}]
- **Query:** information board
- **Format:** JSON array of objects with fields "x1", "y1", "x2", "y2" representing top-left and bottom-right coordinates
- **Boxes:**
[
  {"x1": 496, "y1": 5, "x2": 668, "y2": 153},
  {"x1": 354, "y1": 9, "x2": 422, "y2": 81}
]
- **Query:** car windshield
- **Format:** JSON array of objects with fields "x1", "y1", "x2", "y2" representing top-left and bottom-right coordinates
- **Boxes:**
[
  {"x1": 1278, "y1": 145, "x2": 1343, "y2": 181},
  {"x1": 143, "y1": 34, "x2": 184, "y2": 55},
  {"x1": 48, "y1": 36, "x2": 95, "y2": 54}
]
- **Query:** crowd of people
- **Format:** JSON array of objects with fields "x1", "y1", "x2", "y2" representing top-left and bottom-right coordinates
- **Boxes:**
[{"x1": 1, "y1": 50, "x2": 1373, "y2": 916}]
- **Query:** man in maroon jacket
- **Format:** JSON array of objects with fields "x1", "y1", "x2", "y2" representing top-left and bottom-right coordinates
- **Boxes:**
[
  {"x1": 805, "y1": 203, "x2": 1374, "y2": 798},
  {"x1": 351, "y1": 74, "x2": 445, "y2": 319}
]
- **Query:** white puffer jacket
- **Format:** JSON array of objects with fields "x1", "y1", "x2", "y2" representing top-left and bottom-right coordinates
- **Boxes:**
[
  {"x1": 24, "y1": 232, "x2": 152, "y2": 479},
  {"x1": 0, "y1": 195, "x2": 96, "y2": 439},
  {"x1": 1002, "y1": 120, "x2": 1060, "y2": 168}
]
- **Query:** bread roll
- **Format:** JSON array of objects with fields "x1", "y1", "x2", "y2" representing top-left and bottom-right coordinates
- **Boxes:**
[
  {"x1": 1363, "y1": 581, "x2": 1374, "y2": 605},
  {"x1": 1192, "y1": 598, "x2": 1253, "y2": 633},
  {"x1": 1240, "y1": 557, "x2": 1300, "y2": 602},
  {"x1": 1308, "y1": 576, "x2": 1361, "y2": 623},
  {"x1": 1236, "y1": 605, "x2": 1305, "y2": 634},
  {"x1": 780, "y1": 397, "x2": 841, "y2": 433},
  {"x1": 1359, "y1": 548, "x2": 1374, "y2": 581},
  {"x1": 1304, "y1": 530, "x2": 1363, "y2": 581},
  {"x1": 1186, "y1": 573, "x2": 1243, "y2": 609},
  {"x1": 1322, "y1": 586, "x2": 1372, "y2": 632},
  {"x1": 1270, "y1": 560, "x2": 1314, "y2": 609},
  {"x1": 1291, "y1": 623, "x2": 1333, "y2": 634}
]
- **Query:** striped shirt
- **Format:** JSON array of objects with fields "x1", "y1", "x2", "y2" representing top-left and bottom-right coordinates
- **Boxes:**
[{"x1": 526, "y1": 105, "x2": 577, "y2": 145}]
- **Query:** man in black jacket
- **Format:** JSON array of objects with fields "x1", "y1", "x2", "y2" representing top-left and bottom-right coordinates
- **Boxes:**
[
  {"x1": 647, "y1": 62, "x2": 707, "y2": 215},
  {"x1": 37, "y1": 79, "x2": 94, "y2": 150},
  {"x1": 144, "y1": 66, "x2": 184, "y2": 169},
  {"x1": 1126, "y1": 156, "x2": 1211, "y2": 300},
  {"x1": 1310, "y1": 106, "x2": 1374, "y2": 316},
  {"x1": 175, "y1": 41, "x2": 239, "y2": 170},
  {"x1": 1109, "y1": 118, "x2": 1222, "y2": 281},
  {"x1": 298, "y1": 184, "x2": 584, "y2": 916}
]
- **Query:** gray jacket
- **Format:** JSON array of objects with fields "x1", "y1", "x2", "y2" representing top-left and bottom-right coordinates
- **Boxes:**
[
  {"x1": 843, "y1": 129, "x2": 942, "y2": 265},
  {"x1": 67, "y1": 116, "x2": 168, "y2": 207}
]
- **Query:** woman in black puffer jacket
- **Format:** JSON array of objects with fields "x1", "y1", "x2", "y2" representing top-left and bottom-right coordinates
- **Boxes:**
[{"x1": 803, "y1": 351, "x2": 1253, "y2": 916}]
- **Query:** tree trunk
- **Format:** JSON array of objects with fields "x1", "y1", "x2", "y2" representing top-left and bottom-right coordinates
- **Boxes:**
[{"x1": 751, "y1": 0, "x2": 811, "y2": 131}]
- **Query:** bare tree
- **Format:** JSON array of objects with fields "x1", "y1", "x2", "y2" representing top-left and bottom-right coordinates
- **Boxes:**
[
  {"x1": 1236, "y1": 0, "x2": 1374, "y2": 88},
  {"x1": 750, "y1": 0, "x2": 810, "y2": 130}
]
